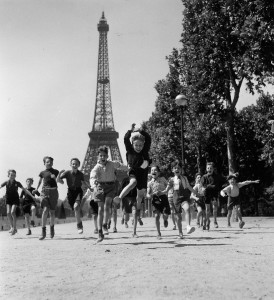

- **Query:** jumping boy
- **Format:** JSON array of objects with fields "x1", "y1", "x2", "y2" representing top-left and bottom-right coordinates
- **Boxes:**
[
  {"x1": 163, "y1": 161, "x2": 198, "y2": 239},
  {"x1": 220, "y1": 173, "x2": 259, "y2": 228},
  {"x1": 57, "y1": 158, "x2": 92, "y2": 234},
  {"x1": 1, "y1": 170, "x2": 35, "y2": 235},
  {"x1": 113, "y1": 123, "x2": 151, "y2": 238},
  {"x1": 90, "y1": 146, "x2": 127, "y2": 243},
  {"x1": 33, "y1": 156, "x2": 59, "y2": 240},
  {"x1": 20, "y1": 178, "x2": 40, "y2": 235}
]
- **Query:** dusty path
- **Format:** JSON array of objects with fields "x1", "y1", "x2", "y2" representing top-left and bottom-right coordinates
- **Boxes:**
[{"x1": 0, "y1": 216, "x2": 273, "y2": 300}]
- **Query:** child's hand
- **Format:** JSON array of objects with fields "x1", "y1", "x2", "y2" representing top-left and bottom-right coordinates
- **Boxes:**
[
  {"x1": 32, "y1": 189, "x2": 38, "y2": 195},
  {"x1": 254, "y1": 180, "x2": 260, "y2": 184},
  {"x1": 220, "y1": 191, "x2": 226, "y2": 197},
  {"x1": 59, "y1": 169, "x2": 65, "y2": 174},
  {"x1": 140, "y1": 160, "x2": 148, "y2": 169},
  {"x1": 131, "y1": 123, "x2": 136, "y2": 131}
]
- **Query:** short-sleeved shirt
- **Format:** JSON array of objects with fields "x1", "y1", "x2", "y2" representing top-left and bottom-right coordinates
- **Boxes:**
[
  {"x1": 60, "y1": 170, "x2": 85, "y2": 189},
  {"x1": 1, "y1": 180, "x2": 23, "y2": 198},
  {"x1": 147, "y1": 177, "x2": 168, "y2": 196},
  {"x1": 168, "y1": 176, "x2": 191, "y2": 191},
  {"x1": 20, "y1": 187, "x2": 40, "y2": 203},
  {"x1": 39, "y1": 168, "x2": 59, "y2": 188}
]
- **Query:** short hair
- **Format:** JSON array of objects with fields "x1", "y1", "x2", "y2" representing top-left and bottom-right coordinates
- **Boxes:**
[
  {"x1": 206, "y1": 162, "x2": 214, "y2": 167},
  {"x1": 43, "y1": 156, "x2": 54, "y2": 164},
  {"x1": 171, "y1": 160, "x2": 183, "y2": 169},
  {"x1": 131, "y1": 133, "x2": 145, "y2": 143},
  {"x1": 26, "y1": 178, "x2": 34, "y2": 183},
  {"x1": 195, "y1": 172, "x2": 202, "y2": 178},
  {"x1": 151, "y1": 165, "x2": 160, "y2": 172},
  {"x1": 70, "y1": 158, "x2": 81, "y2": 165},
  {"x1": 98, "y1": 146, "x2": 108, "y2": 155},
  {"x1": 8, "y1": 169, "x2": 16, "y2": 176}
]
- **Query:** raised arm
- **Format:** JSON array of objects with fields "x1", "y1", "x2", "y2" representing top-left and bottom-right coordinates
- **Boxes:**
[
  {"x1": 238, "y1": 180, "x2": 260, "y2": 188},
  {"x1": 57, "y1": 170, "x2": 66, "y2": 184}
]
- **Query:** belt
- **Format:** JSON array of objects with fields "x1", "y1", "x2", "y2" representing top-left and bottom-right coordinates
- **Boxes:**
[{"x1": 98, "y1": 181, "x2": 115, "y2": 185}]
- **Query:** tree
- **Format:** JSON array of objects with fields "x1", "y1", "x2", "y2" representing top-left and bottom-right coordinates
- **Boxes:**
[{"x1": 179, "y1": 0, "x2": 274, "y2": 173}]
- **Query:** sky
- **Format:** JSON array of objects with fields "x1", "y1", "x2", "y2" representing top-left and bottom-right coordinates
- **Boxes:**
[{"x1": 0, "y1": 0, "x2": 273, "y2": 199}]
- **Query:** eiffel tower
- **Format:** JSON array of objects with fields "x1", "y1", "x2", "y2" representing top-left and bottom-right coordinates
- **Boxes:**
[{"x1": 81, "y1": 12, "x2": 123, "y2": 176}]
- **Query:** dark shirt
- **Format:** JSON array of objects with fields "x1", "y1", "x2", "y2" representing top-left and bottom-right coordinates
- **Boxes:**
[
  {"x1": 1, "y1": 180, "x2": 23, "y2": 198},
  {"x1": 124, "y1": 130, "x2": 151, "y2": 168},
  {"x1": 60, "y1": 170, "x2": 85, "y2": 189},
  {"x1": 201, "y1": 173, "x2": 223, "y2": 199},
  {"x1": 20, "y1": 187, "x2": 40, "y2": 203},
  {"x1": 39, "y1": 168, "x2": 59, "y2": 188}
]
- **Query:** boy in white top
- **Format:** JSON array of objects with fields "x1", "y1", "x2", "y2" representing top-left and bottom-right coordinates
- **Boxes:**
[{"x1": 220, "y1": 173, "x2": 259, "y2": 228}]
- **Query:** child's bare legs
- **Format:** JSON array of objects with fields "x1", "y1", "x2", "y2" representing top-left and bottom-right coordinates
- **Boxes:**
[
  {"x1": 175, "y1": 213, "x2": 183, "y2": 238},
  {"x1": 212, "y1": 200, "x2": 218, "y2": 227},
  {"x1": 11, "y1": 205, "x2": 17, "y2": 231},
  {"x1": 31, "y1": 205, "x2": 36, "y2": 225},
  {"x1": 118, "y1": 177, "x2": 137, "y2": 199},
  {"x1": 169, "y1": 204, "x2": 176, "y2": 229},
  {"x1": 182, "y1": 202, "x2": 195, "y2": 234},
  {"x1": 103, "y1": 196, "x2": 112, "y2": 231},
  {"x1": 205, "y1": 203, "x2": 211, "y2": 228},
  {"x1": 93, "y1": 214, "x2": 98, "y2": 232},
  {"x1": 227, "y1": 209, "x2": 232, "y2": 226},
  {"x1": 49, "y1": 210, "x2": 55, "y2": 226},
  {"x1": 74, "y1": 202, "x2": 81, "y2": 224},
  {"x1": 155, "y1": 211, "x2": 161, "y2": 238},
  {"x1": 6, "y1": 204, "x2": 13, "y2": 231},
  {"x1": 97, "y1": 202, "x2": 104, "y2": 231},
  {"x1": 112, "y1": 205, "x2": 117, "y2": 231},
  {"x1": 25, "y1": 213, "x2": 30, "y2": 229},
  {"x1": 132, "y1": 206, "x2": 137, "y2": 235},
  {"x1": 196, "y1": 206, "x2": 203, "y2": 226}
]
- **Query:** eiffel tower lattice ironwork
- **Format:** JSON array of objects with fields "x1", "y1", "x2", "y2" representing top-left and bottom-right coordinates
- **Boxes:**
[{"x1": 81, "y1": 12, "x2": 123, "y2": 176}]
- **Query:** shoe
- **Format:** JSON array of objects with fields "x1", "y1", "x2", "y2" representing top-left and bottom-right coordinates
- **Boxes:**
[
  {"x1": 107, "y1": 220, "x2": 111, "y2": 230},
  {"x1": 164, "y1": 219, "x2": 168, "y2": 228},
  {"x1": 26, "y1": 229, "x2": 32, "y2": 235},
  {"x1": 39, "y1": 227, "x2": 46, "y2": 240},
  {"x1": 50, "y1": 225, "x2": 55, "y2": 238},
  {"x1": 125, "y1": 222, "x2": 129, "y2": 228},
  {"x1": 94, "y1": 228, "x2": 99, "y2": 234},
  {"x1": 121, "y1": 218, "x2": 124, "y2": 225},
  {"x1": 206, "y1": 220, "x2": 211, "y2": 231},
  {"x1": 177, "y1": 233, "x2": 183, "y2": 239},
  {"x1": 113, "y1": 227, "x2": 117, "y2": 233},
  {"x1": 214, "y1": 222, "x2": 219, "y2": 228},
  {"x1": 8, "y1": 228, "x2": 13, "y2": 233},
  {"x1": 157, "y1": 233, "x2": 162, "y2": 240},
  {"x1": 77, "y1": 222, "x2": 83, "y2": 234},
  {"x1": 96, "y1": 230, "x2": 104, "y2": 243},
  {"x1": 186, "y1": 225, "x2": 195, "y2": 234},
  {"x1": 103, "y1": 224, "x2": 109, "y2": 235},
  {"x1": 173, "y1": 225, "x2": 176, "y2": 230},
  {"x1": 138, "y1": 218, "x2": 143, "y2": 226},
  {"x1": 10, "y1": 228, "x2": 17, "y2": 236},
  {"x1": 203, "y1": 225, "x2": 206, "y2": 230},
  {"x1": 239, "y1": 221, "x2": 245, "y2": 229},
  {"x1": 30, "y1": 220, "x2": 36, "y2": 227},
  {"x1": 227, "y1": 223, "x2": 232, "y2": 228},
  {"x1": 132, "y1": 233, "x2": 139, "y2": 238}
]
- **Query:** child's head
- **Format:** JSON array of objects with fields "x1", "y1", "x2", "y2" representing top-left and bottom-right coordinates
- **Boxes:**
[
  {"x1": 8, "y1": 169, "x2": 16, "y2": 180},
  {"x1": 131, "y1": 133, "x2": 145, "y2": 153},
  {"x1": 26, "y1": 178, "x2": 34, "y2": 187},
  {"x1": 43, "y1": 156, "x2": 54, "y2": 169},
  {"x1": 227, "y1": 173, "x2": 238, "y2": 185},
  {"x1": 70, "y1": 158, "x2": 81, "y2": 170},
  {"x1": 195, "y1": 173, "x2": 202, "y2": 184},
  {"x1": 171, "y1": 161, "x2": 184, "y2": 176},
  {"x1": 97, "y1": 146, "x2": 108, "y2": 164},
  {"x1": 150, "y1": 165, "x2": 160, "y2": 178},
  {"x1": 206, "y1": 162, "x2": 214, "y2": 175}
]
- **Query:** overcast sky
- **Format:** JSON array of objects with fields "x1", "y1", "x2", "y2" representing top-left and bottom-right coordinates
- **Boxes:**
[{"x1": 0, "y1": 0, "x2": 271, "y2": 199}]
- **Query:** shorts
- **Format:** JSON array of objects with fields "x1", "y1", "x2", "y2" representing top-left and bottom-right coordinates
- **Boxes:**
[
  {"x1": 227, "y1": 196, "x2": 240, "y2": 210},
  {"x1": 6, "y1": 194, "x2": 20, "y2": 206},
  {"x1": 122, "y1": 196, "x2": 137, "y2": 214},
  {"x1": 90, "y1": 200, "x2": 98, "y2": 215},
  {"x1": 41, "y1": 188, "x2": 59, "y2": 210},
  {"x1": 195, "y1": 197, "x2": 206, "y2": 210},
  {"x1": 67, "y1": 187, "x2": 83, "y2": 210},
  {"x1": 93, "y1": 182, "x2": 116, "y2": 203},
  {"x1": 152, "y1": 194, "x2": 171, "y2": 215},
  {"x1": 22, "y1": 202, "x2": 36, "y2": 215},
  {"x1": 173, "y1": 189, "x2": 191, "y2": 214},
  {"x1": 128, "y1": 167, "x2": 148, "y2": 190}
]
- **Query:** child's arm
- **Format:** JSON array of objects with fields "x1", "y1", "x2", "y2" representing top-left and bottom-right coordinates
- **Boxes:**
[
  {"x1": 220, "y1": 186, "x2": 230, "y2": 197},
  {"x1": 162, "y1": 179, "x2": 173, "y2": 194},
  {"x1": 139, "y1": 129, "x2": 151, "y2": 160},
  {"x1": 124, "y1": 124, "x2": 135, "y2": 152},
  {"x1": 82, "y1": 179, "x2": 93, "y2": 192},
  {"x1": 90, "y1": 165, "x2": 99, "y2": 189},
  {"x1": 238, "y1": 180, "x2": 260, "y2": 188},
  {"x1": 33, "y1": 178, "x2": 42, "y2": 194},
  {"x1": 57, "y1": 170, "x2": 66, "y2": 184},
  {"x1": 0, "y1": 181, "x2": 7, "y2": 189},
  {"x1": 21, "y1": 187, "x2": 36, "y2": 200}
]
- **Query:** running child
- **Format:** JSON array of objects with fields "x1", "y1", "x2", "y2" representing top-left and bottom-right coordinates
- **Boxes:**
[
  {"x1": 220, "y1": 173, "x2": 259, "y2": 228},
  {"x1": 147, "y1": 166, "x2": 170, "y2": 239},
  {"x1": 191, "y1": 173, "x2": 206, "y2": 229},
  {"x1": 163, "y1": 161, "x2": 198, "y2": 239},
  {"x1": 20, "y1": 178, "x2": 40, "y2": 235},
  {"x1": 0, "y1": 170, "x2": 35, "y2": 235},
  {"x1": 33, "y1": 156, "x2": 59, "y2": 240},
  {"x1": 113, "y1": 123, "x2": 151, "y2": 238},
  {"x1": 57, "y1": 158, "x2": 92, "y2": 234},
  {"x1": 83, "y1": 189, "x2": 99, "y2": 234},
  {"x1": 90, "y1": 146, "x2": 127, "y2": 242}
]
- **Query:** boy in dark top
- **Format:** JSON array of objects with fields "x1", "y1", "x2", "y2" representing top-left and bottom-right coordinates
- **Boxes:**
[
  {"x1": 33, "y1": 156, "x2": 59, "y2": 240},
  {"x1": 113, "y1": 123, "x2": 151, "y2": 237},
  {"x1": 20, "y1": 178, "x2": 40, "y2": 235},
  {"x1": 0, "y1": 170, "x2": 35, "y2": 235},
  {"x1": 201, "y1": 162, "x2": 224, "y2": 230},
  {"x1": 57, "y1": 158, "x2": 92, "y2": 234}
]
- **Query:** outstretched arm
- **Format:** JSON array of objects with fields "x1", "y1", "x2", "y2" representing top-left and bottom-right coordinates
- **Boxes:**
[
  {"x1": 238, "y1": 180, "x2": 260, "y2": 188},
  {"x1": 57, "y1": 170, "x2": 66, "y2": 184}
]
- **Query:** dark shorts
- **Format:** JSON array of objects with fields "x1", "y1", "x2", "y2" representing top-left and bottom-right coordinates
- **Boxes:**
[
  {"x1": 122, "y1": 196, "x2": 137, "y2": 214},
  {"x1": 204, "y1": 195, "x2": 218, "y2": 205},
  {"x1": 67, "y1": 187, "x2": 83, "y2": 210},
  {"x1": 152, "y1": 194, "x2": 171, "y2": 215},
  {"x1": 227, "y1": 196, "x2": 240, "y2": 210},
  {"x1": 173, "y1": 189, "x2": 191, "y2": 214},
  {"x1": 22, "y1": 202, "x2": 36, "y2": 215},
  {"x1": 90, "y1": 200, "x2": 98, "y2": 215},
  {"x1": 128, "y1": 167, "x2": 148, "y2": 190},
  {"x1": 93, "y1": 182, "x2": 116, "y2": 202},
  {"x1": 6, "y1": 194, "x2": 20, "y2": 206},
  {"x1": 195, "y1": 197, "x2": 206, "y2": 210},
  {"x1": 41, "y1": 188, "x2": 59, "y2": 210}
]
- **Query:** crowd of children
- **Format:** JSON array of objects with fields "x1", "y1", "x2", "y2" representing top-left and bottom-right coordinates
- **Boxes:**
[{"x1": 0, "y1": 123, "x2": 260, "y2": 242}]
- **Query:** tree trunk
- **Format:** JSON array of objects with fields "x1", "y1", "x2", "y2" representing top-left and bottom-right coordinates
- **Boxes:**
[{"x1": 226, "y1": 109, "x2": 237, "y2": 174}]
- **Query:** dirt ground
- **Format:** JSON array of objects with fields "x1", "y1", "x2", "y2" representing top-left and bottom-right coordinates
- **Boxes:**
[{"x1": 0, "y1": 216, "x2": 273, "y2": 300}]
